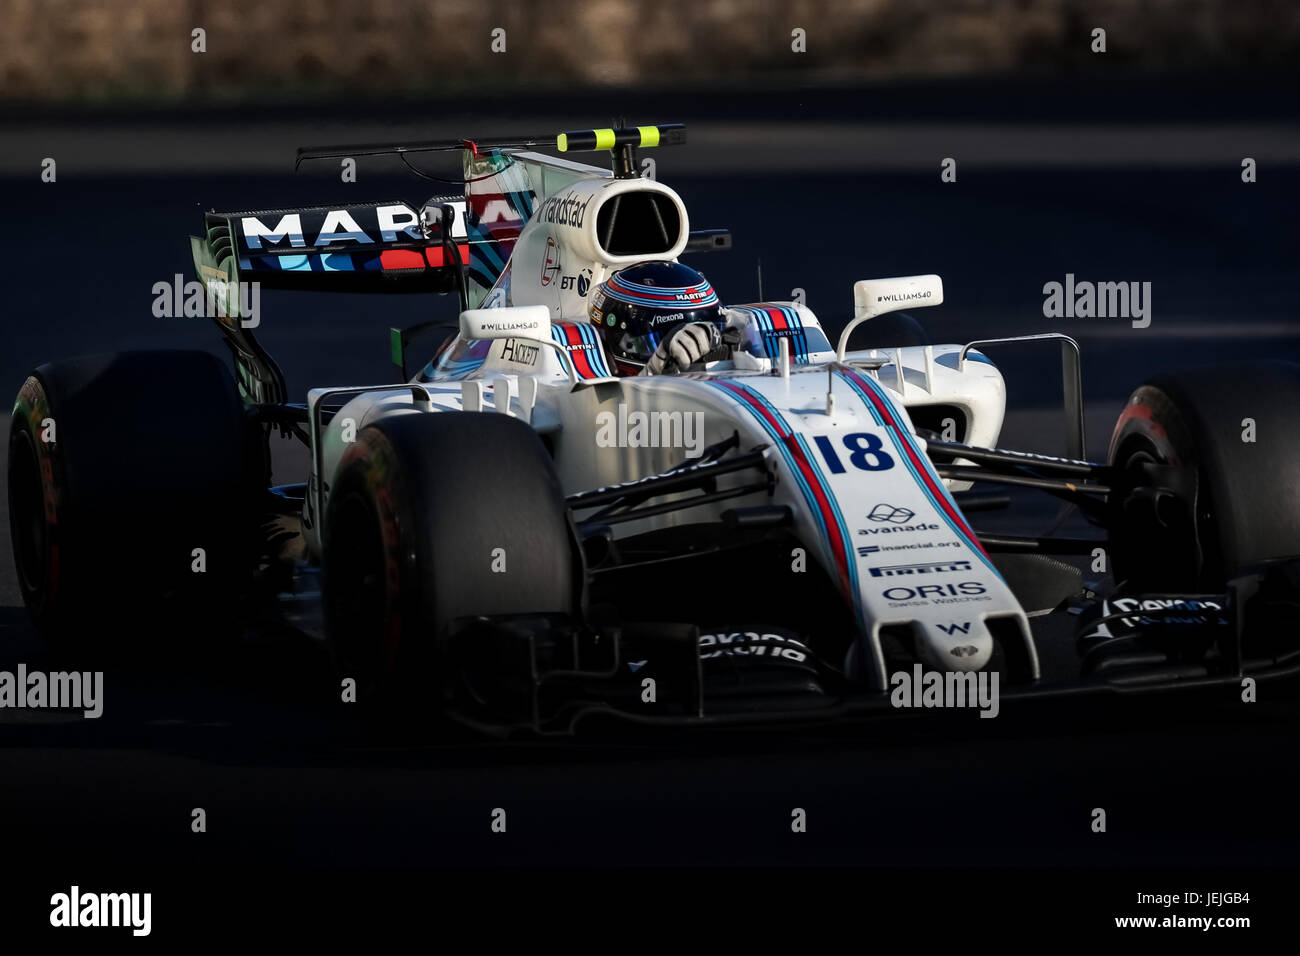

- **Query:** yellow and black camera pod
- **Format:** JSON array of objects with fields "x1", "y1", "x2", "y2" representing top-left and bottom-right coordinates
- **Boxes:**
[{"x1": 556, "y1": 124, "x2": 687, "y2": 178}]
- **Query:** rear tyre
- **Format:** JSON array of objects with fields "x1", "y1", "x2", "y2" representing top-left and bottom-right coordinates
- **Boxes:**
[
  {"x1": 7, "y1": 351, "x2": 256, "y2": 650},
  {"x1": 321, "y1": 412, "x2": 583, "y2": 713},
  {"x1": 1107, "y1": 360, "x2": 1300, "y2": 591}
]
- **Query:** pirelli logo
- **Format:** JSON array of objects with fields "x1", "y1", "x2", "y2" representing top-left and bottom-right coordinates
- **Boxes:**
[{"x1": 867, "y1": 559, "x2": 973, "y2": 577}]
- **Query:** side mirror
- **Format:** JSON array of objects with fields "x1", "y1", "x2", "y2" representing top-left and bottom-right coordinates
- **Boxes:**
[
  {"x1": 837, "y1": 274, "x2": 944, "y2": 360},
  {"x1": 459, "y1": 305, "x2": 593, "y2": 386},
  {"x1": 459, "y1": 305, "x2": 553, "y2": 344}
]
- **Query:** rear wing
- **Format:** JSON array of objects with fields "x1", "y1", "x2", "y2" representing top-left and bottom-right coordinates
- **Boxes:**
[
  {"x1": 193, "y1": 198, "x2": 471, "y2": 296},
  {"x1": 192, "y1": 125, "x2": 731, "y2": 401}
]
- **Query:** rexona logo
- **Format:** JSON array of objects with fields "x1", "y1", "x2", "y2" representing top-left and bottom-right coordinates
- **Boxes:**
[
  {"x1": 698, "y1": 631, "x2": 810, "y2": 663},
  {"x1": 869, "y1": 560, "x2": 972, "y2": 578},
  {"x1": 1082, "y1": 597, "x2": 1228, "y2": 640},
  {"x1": 881, "y1": 581, "x2": 991, "y2": 607}
]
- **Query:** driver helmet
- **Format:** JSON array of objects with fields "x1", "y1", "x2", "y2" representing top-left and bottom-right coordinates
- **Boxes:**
[{"x1": 588, "y1": 261, "x2": 724, "y2": 375}]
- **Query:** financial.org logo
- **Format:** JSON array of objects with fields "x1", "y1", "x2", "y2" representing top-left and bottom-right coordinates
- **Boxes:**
[{"x1": 868, "y1": 503, "x2": 914, "y2": 523}]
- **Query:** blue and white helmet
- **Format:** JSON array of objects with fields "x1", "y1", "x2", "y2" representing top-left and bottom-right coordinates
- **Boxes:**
[{"x1": 588, "y1": 261, "x2": 723, "y2": 374}]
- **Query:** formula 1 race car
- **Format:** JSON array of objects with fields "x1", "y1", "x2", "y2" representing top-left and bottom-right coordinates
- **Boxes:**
[{"x1": 9, "y1": 124, "x2": 1300, "y2": 733}]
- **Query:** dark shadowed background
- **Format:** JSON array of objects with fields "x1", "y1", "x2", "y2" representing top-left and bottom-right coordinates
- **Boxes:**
[{"x1": 0, "y1": 1, "x2": 1297, "y2": 929}]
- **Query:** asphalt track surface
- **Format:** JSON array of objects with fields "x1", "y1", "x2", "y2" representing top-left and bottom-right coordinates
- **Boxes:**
[{"x1": 1, "y1": 79, "x2": 1298, "y2": 903}]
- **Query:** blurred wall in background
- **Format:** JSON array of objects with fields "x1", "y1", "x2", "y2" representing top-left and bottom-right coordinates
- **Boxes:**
[{"x1": 1, "y1": 0, "x2": 1295, "y2": 104}]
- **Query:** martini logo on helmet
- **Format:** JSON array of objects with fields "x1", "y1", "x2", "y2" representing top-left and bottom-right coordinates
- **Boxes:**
[{"x1": 590, "y1": 261, "x2": 725, "y2": 371}]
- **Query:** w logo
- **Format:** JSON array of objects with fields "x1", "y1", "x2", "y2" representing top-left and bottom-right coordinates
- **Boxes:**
[{"x1": 937, "y1": 622, "x2": 971, "y2": 635}]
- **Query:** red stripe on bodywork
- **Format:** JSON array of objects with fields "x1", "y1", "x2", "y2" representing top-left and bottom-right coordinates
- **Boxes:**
[
  {"x1": 765, "y1": 307, "x2": 789, "y2": 331},
  {"x1": 838, "y1": 367, "x2": 989, "y2": 558},
  {"x1": 424, "y1": 245, "x2": 470, "y2": 268},
  {"x1": 381, "y1": 249, "x2": 425, "y2": 270},
  {"x1": 715, "y1": 380, "x2": 852, "y2": 596},
  {"x1": 560, "y1": 324, "x2": 598, "y2": 379}
]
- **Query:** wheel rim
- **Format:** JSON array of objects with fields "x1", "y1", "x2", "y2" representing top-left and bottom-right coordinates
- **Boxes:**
[
  {"x1": 8, "y1": 429, "x2": 48, "y2": 600},
  {"x1": 1113, "y1": 438, "x2": 1208, "y2": 589}
]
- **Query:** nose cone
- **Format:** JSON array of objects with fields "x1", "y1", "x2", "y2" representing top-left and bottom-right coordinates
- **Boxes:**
[{"x1": 916, "y1": 618, "x2": 993, "y2": 672}]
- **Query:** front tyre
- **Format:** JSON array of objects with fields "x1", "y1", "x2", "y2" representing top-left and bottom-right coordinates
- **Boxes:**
[
  {"x1": 7, "y1": 351, "x2": 256, "y2": 647},
  {"x1": 1107, "y1": 360, "x2": 1300, "y2": 591},
  {"x1": 321, "y1": 412, "x2": 583, "y2": 710}
]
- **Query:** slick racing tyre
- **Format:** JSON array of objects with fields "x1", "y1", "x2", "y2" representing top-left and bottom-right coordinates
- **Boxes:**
[
  {"x1": 7, "y1": 350, "x2": 256, "y2": 647},
  {"x1": 1107, "y1": 360, "x2": 1300, "y2": 591},
  {"x1": 321, "y1": 412, "x2": 583, "y2": 708}
]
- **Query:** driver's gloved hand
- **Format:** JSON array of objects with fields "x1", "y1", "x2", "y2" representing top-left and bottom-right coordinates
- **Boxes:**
[{"x1": 644, "y1": 322, "x2": 722, "y2": 375}]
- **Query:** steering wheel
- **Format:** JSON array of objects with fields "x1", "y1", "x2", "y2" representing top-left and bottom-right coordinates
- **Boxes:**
[{"x1": 656, "y1": 327, "x2": 742, "y2": 374}]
